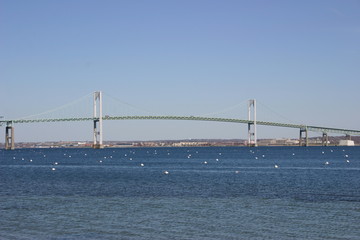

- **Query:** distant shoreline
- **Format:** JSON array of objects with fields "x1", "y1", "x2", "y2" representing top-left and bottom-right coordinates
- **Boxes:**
[{"x1": 1, "y1": 136, "x2": 359, "y2": 149}]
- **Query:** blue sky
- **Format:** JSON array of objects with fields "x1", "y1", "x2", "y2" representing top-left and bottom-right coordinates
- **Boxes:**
[{"x1": 1, "y1": 0, "x2": 360, "y2": 142}]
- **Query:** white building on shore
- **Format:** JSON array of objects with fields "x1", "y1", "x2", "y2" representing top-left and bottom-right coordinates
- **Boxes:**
[{"x1": 339, "y1": 140, "x2": 355, "y2": 146}]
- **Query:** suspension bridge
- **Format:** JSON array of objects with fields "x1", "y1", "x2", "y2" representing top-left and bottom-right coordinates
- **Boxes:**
[{"x1": 1, "y1": 91, "x2": 360, "y2": 150}]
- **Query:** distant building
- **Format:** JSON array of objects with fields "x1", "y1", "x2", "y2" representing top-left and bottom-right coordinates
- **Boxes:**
[
  {"x1": 339, "y1": 140, "x2": 355, "y2": 146},
  {"x1": 273, "y1": 138, "x2": 299, "y2": 145},
  {"x1": 172, "y1": 142, "x2": 209, "y2": 147}
]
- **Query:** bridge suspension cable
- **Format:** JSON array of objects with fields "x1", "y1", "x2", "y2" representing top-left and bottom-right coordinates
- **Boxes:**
[
  {"x1": 16, "y1": 92, "x2": 94, "y2": 120},
  {"x1": 256, "y1": 100, "x2": 301, "y2": 126},
  {"x1": 200, "y1": 100, "x2": 248, "y2": 118},
  {"x1": 102, "y1": 92, "x2": 157, "y2": 116}
]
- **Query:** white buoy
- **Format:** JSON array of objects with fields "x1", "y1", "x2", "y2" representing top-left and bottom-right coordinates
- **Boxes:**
[
  {"x1": 235, "y1": 170, "x2": 240, "y2": 174},
  {"x1": 325, "y1": 161, "x2": 329, "y2": 165},
  {"x1": 140, "y1": 163, "x2": 144, "y2": 167},
  {"x1": 163, "y1": 170, "x2": 169, "y2": 175},
  {"x1": 274, "y1": 164, "x2": 279, "y2": 168},
  {"x1": 54, "y1": 162, "x2": 59, "y2": 165},
  {"x1": 346, "y1": 160, "x2": 350, "y2": 163},
  {"x1": 203, "y1": 161, "x2": 208, "y2": 164},
  {"x1": 51, "y1": 167, "x2": 56, "y2": 171},
  {"x1": 345, "y1": 155, "x2": 349, "y2": 158},
  {"x1": 99, "y1": 160, "x2": 103, "y2": 163}
]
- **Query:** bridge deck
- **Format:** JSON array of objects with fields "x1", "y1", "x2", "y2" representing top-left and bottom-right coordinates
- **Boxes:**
[{"x1": 1, "y1": 115, "x2": 360, "y2": 136}]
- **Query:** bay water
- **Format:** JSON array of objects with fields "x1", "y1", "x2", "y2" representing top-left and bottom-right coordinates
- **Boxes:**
[{"x1": 1, "y1": 146, "x2": 360, "y2": 239}]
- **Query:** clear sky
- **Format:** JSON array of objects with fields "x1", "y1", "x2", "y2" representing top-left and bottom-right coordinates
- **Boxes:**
[{"x1": 1, "y1": 0, "x2": 360, "y2": 142}]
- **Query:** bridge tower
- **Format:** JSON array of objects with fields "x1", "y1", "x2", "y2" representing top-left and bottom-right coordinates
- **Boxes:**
[
  {"x1": 5, "y1": 121, "x2": 15, "y2": 150},
  {"x1": 93, "y1": 91, "x2": 103, "y2": 149},
  {"x1": 247, "y1": 99, "x2": 257, "y2": 147}
]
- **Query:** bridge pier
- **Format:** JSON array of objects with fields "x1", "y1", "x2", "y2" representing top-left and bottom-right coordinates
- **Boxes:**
[
  {"x1": 93, "y1": 91, "x2": 104, "y2": 149},
  {"x1": 247, "y1": 99, "x2": 257, "y2": 147},
  {"x1": 322, "y1": 132, "x2": 329, "y2": 146},
  {"x1": 5, "y1": 122, "x2": 15, "y2": 150},
  {"x1": 299, "y1": 128, "x2": 308, "y2": 146},
  {"x1": 93, "y1": 119, "x2": 103, "y2": 149}
]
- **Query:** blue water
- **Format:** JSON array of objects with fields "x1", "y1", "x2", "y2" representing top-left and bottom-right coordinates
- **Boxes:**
[{"x1": 1, "y1": 146, "x2": 360, "y2": 239}]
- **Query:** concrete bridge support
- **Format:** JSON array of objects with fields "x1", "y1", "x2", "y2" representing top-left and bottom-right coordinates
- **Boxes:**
[
  {"x1": 346, "y1": 134, "x2": 351, "y2": 140},
  {"x1": 247, "y1": 99, "x2": 257, "y2": 147},
  {"x1": 5, "y1": 122, "x2": 15, "y2": 150},
  {"x1": 299, "y1": 128, "x2": 308, "y2": 146},
  {"x1": 322, "y1": 132, "x2": 329, "y2": 146},
  {"x1": 93, "y1": 91, "x2": 104, "y2": 149}
]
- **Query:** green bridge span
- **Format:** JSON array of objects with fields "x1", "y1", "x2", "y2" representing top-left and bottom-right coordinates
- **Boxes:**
[
  {"x1": 2, "y1": 115, "x2": 360, "y2": 135},
  {"x1": 2, "y1": 91, "x2": 359, "y2": 149},
  {"x1": 2, "y1": 115, "x2": 360, "y2": 141}
]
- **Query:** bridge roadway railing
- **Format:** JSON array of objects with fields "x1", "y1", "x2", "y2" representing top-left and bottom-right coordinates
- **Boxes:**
[{"x1": 2, "y1": 115, "x2": 360, "y2": 136}]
